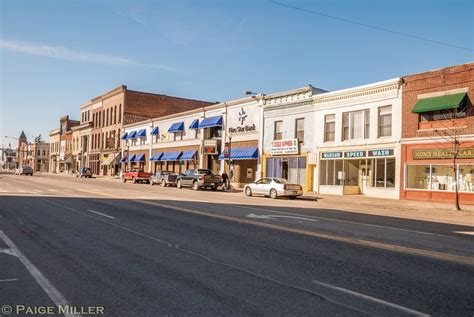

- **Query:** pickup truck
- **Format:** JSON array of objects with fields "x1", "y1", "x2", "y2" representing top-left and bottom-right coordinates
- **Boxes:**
[
  {"x1": 121, "y1": 168, "x2": 153, "y2": 184},
  {"x1": 176, "y1": 169, "x2": 221, "y2": 191},
  {"x1": 150, "y1": 170, "x2": 180, "y2": 187}
]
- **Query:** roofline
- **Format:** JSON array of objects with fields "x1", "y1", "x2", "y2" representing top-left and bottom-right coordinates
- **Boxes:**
[
  {"x1": 312, "y1": 78, "x2": 401, "y2": 101},
  {"x1": 402, "y1": 62, "x2": 474, "y2": 79}
]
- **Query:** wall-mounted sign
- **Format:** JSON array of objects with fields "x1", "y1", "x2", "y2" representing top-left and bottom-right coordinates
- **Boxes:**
[
  {"x1": 413, "y1": 148, "x2": 474, "y2": 160},
  {"x1": 201, "y1": 139, "x2": 218, "y2": 155},
  {"x1": 321, "y1": 152, "x2": 342, "y2": 159},
  {"x1": 321, "y1": 149, "x2": 395, "y2": 159},
  {"x1": 368, "y1": 149, "x2": 394, "y2": 157},
  {"x1": 228, "y1": 124, "x2": 256, "y2": 134},
  {"x1": 345, "y1": 151, "x2": 366, "y2": 158},
  {"x1": 270, "y1": 139, "x2": 299, "y2": 155}
]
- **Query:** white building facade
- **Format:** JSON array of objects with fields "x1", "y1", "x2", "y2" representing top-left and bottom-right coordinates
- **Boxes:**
[{"x1": 313, "y1": 78, "x2": 402, "y2": 199}]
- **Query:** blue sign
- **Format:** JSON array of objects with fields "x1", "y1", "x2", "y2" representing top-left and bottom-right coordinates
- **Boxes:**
[
  {"x1": 344, "y1": 151, "x2": 366, "y2": 158},
  {"x1": 321, "y1": 152, "x2": 342, "y2": 159},
  {"x1": 368, "y1": 149, "x2": 393, "y2": 157}
]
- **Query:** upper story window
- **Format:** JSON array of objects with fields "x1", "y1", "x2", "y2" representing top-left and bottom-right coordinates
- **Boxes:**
[
  {"x1": 342, "y1": 109, "x2": 370, "y2": 140},
  {"x1": 209, "y1": 127, "x2": 221, "y2": 139},
  {"x1": 378, "y1": 105, "x2": 392, "y2": 137},
  {"x1": 324, "y1": 114, "x2": 335, "y2": 142},
  {"x1": 274, "y1": 120, "x2": 283, "y2": 140},
  {"x1": 414, "y1": 92, "x2": 469, "y2": 122},
  {"x1": 295, "y1": 118, "x2": 304, "y2": 143}
]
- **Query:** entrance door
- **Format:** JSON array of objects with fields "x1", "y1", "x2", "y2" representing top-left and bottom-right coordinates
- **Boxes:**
[
  {"x1": 359, "y1": 160, "x2": 371, "y2": 194},
  {"x1": 282, "y1": 161, "x2": 288, "y2": 180}
]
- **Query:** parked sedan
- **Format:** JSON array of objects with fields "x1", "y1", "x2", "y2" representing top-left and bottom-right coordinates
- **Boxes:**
[
  {"x1": 15, "y1": 166, "x2": 33, "y2": 176},
  {"x1": 244, "y1": 177, "x2": 303, "y2": 199},
  {"x1": 150, "y1": 170, "x2": 179, "y2": 187}
]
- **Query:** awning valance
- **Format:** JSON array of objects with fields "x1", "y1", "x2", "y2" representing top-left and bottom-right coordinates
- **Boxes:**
[
  {"x1": 127, "y1": 131, "x2": 137, "y2": 139},
  {"x1": 151, "y1": 127, "x2": 159, "y2": 135},
  {"x1": 218, "y1": 146, "x2": 259, "y2": 160},
  {"x1": 189, "y1": 119, "x2": 199, "y2": 130},
  {"x1": 199, "y1": 115, "x2": 222, "y2": 128},
  {"x1": 132, "y1": 153, "x2": 145, "y2": 162},
  {"x1": 161, "y1": 151, "x2": 183, "y2": 161},
  {"x1": 150, "y1": 152, "x2": 163, "y2": 161},
  {"x1": 137, "y1": 129, "x2": 147, "y2": 137},
  {"x1": 412, "y1": 93, "x2": 467, "y2": 113},
  {"x1": 128, "y1": 154, "x2": 136, "y2": 162},
  {"x1": 121, "y1": 132, "x2": 128, "y2": 140},
  {"x1": 168, "y1": 122, "x2": 184, "y2": 133},
  {"x1": 181, "y1": 150, "x2": 198, "y2": 161}
]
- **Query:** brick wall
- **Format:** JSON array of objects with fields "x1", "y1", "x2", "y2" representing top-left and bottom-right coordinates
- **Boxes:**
[
  {"x1": 124, "y1": 90, "x2": 216, "y2": 125},
  {"x1": 402, "y1": 63, "x2": 474, "y2": 139}
]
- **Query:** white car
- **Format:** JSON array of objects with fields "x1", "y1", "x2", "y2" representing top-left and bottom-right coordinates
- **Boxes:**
[{"x1": 244, "y1": 177, "x2": 303, "y2": 199}]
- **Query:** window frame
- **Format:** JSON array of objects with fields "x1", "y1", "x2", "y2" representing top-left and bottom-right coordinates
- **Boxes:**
[{"x1": 274, "y1": 120, "x2": 283, "y2": 140}]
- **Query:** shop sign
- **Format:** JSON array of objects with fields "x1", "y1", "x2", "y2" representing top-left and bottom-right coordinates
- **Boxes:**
[
  {"x1": 201, "y1": 139, "x2": 218, "y2": 155},
  {"x1": 413, "y1": 148, "x2": 474, "y2": 160},
  {"x1": 368, "y1": 149, "x2": 394, "y2": 157},
  {"x1": 321, "y1": 152, "x2": 342, "y2": 159},
  {"x1": 228, "y1": 124, "x2": 256, "y2": 134},
  {"x1": 344, "y1": 151, "x2": 366, "y2": 158},
  {"x1": 270, "y1": 139, "x2": 299, "y2": 155}
]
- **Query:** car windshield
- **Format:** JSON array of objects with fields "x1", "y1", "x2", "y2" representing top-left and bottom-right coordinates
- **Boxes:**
[
  {"x1": 197, "y1": 169, "x2": 214, "y2": 175},
  {"x1": 273, "y1": 178, "x2": 289, "y2": 184}
]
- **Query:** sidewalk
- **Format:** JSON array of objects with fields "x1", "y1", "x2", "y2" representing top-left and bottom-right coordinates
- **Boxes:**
[{"x1": 302, "y1": 192, "x2": 474, "y2": 226}]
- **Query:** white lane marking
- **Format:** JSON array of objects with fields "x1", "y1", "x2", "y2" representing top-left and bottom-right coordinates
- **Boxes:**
[
  {"x1": 0, "y1": 278, "x2": 19, "y2": 282},
  {"x1": 0, "y1": 248, "x2": 17, "y2": 256},
  {"x1": 312, "y1": 280, "x2": 429, "y2": 316},
  {"x1": 87, "y1": 209, "x2": 116, "y2": 219},
  {"x1": 0, "y1": 231, "x2": 78, "y2": 317},
  {"x1": 246, "y1": 213, "x2": 318, "y2": 222},
  {"x1": 48, "y1": 189, "x2": 59, "y2": 192},
  {"x1": 453, "y1": 231, "x2": 474, "y2": 236}
]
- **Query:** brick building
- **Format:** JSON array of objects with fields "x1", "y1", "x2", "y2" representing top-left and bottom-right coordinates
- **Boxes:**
[
  {"x1": 88, "y1": 85, "x2": 216, "y2": 176},
  {"x1": 400, "y1": 62, "x2": 474, "y2": 205},
  {"x1": 49, "y1": 116, "x2": 79, "y2": 173}
]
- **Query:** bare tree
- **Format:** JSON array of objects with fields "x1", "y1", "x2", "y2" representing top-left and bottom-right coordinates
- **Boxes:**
[{"x1": 433, "y1": 101, "x2": 472, "y2": 211}]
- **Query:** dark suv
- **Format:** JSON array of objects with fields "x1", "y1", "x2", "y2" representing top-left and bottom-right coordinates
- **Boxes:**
[{"x1": 76, "y1": 167, "x2": 93, "y2": 178}]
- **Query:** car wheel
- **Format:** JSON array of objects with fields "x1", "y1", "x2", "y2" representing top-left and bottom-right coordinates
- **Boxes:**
[
  {"x1": 161, "y1": 179, "x2": 166, "y2": 187},
  {"x1": 133, "y1": 178, "x2": 137, "y2": 184},
  {"x1": 289, "y1": 196, "x2": 297, "y2": 200},
  {"x1": 270, "y1": 189, "x2": 278, "y2": 199},
  {"x1": 192, "y1": 181, "x2": 199, "y2": 191},
  {"x1": 177, "y1": 180, "x2": 182, "y2": 189},
  {"x1": 211, "y1": 186, "x2": 217, "y2": 191},
  {"x1": 245, "y1": 187, "x2": 252, "y2": 197}
]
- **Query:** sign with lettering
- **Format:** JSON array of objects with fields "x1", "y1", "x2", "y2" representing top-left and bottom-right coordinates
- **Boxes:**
[
  {"x1": 270, "y1": 139, "x2": 299, "y2": 155},
  {"x1": 344, "y1": 151, "x2": 366, "y2": 158},
  {"x1": 368, "y1": 149, "x2": 394, "y2": 157},
  {"x1": 321, "y1": 152, "x2": 343, "y2": 159},
  {"x1": 201, "y1": 139, "x2": 218, "y2": 155},
  {"x1": 413, "y1": 148, "x2": 474, "y2": 160},
  {"x1": 228, "y1": 124, "x2": 256, "y2": 134}
]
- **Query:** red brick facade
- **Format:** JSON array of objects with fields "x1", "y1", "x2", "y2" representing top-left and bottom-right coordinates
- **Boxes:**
[{"x1": 400, "y1": 63, "x2": 474, "y2": 205}]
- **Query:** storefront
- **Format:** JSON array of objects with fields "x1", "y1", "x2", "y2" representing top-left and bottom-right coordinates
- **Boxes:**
[
  {"x1": 318, "y1": 148, "x2": 398, "y2": 198},
  {"x1": 199, "y1": 115, "x2": 223, "y2": 172},
  {"x1": 263, "y1": 139, "x2": 311, "y2": 191},
  {"x1": 401, "y1": 143, "x2": 474, "y2": 204},
  {"x1": 219, "y1": 141, "x2": 259, "y2": 187},
  {"x1": 151, "y1": 148, "x2": 199, "y2": 174}
]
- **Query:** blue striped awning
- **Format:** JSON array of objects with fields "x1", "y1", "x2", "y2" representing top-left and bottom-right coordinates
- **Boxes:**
[
  {"x1": 199, "y1": 115, "x2": 222, "y2": 128},
  {"x1": 127, "y1": 131, "x2": 137, "y2": 139},
  {"x1": 189, "y1": 119, "x2": 199, "y2": 130},
  {"x1": 137, "y1": 129, "x2": 147, "y2": 137},
  {"x1": 121, "y1": 132, "x2": 128, "y2": 140},
  {"x1": 161, "y1": 151, "x2": 183, "y2": 161},
  {"x1": 127, "y1": 154, "x2": 136, "y2": 162},
  {"x1": 150, "y1": 127, "x2": 159, "y2": 135},
  {"x1": 168, "y1": 122, "x2": 184, "y2": 133},
  {"x1": 132, "y1": 153, "x2": 145, "y2": 162},
  {"x1": 181, "y1": 150, "x2": 198, "y2": 161},
  {"x1": 218, "y1": 147, "x2": 258, "y2": 160},
  {"x1": 150, "y1": 152, "x2": 163, "y2": 161},
  {"x1": 120, "y1": 157, "x2": 128, "y2": 163}
]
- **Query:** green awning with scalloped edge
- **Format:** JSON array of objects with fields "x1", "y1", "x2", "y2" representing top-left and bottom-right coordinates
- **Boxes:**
[{"x1": 412, "y1": 93, "x2": 467, "y2": 113}]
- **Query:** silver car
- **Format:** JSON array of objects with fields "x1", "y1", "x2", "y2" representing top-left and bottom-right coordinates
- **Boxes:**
[{"x1": 244, "y1": 177, "x2": 303, "y2": 199}]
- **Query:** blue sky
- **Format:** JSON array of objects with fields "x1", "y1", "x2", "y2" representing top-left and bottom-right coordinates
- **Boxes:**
[{"x1": 1, "y1": 0, "x2": 472, "y2": 147}]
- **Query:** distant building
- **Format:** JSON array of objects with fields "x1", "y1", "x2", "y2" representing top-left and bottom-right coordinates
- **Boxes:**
[
  {"x1": 48, "y1": 116, "x2": 80, "y2": 173},
  {"x1": 0, "y1": 147, "x2": 17, "y2": 170}
]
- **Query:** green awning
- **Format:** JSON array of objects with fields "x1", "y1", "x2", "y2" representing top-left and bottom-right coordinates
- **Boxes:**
[{"x1": 412, "y1": 93, "x2": 467, "y2": 113}]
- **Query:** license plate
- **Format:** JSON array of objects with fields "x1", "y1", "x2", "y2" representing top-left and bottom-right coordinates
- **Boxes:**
[{"x1": 211, "y1": 183, "x2": 215, "y2": 186}]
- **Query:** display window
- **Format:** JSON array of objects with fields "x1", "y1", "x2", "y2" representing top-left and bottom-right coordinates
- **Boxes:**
[{"x1": 405, "y1": 164, "x2": 474, "y2": 192}]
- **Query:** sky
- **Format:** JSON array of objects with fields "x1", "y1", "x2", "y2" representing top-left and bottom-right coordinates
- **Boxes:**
[{"x1": 0, "y1": 0, "x2": 472, "y2": 147}]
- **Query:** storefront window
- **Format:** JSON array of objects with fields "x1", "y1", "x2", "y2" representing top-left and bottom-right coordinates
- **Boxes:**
[
  {"x1": 406, "y1": 164, "x2": 474, "y2": 192},
  {"x1": 344, "y1": 160, "x2": 359, "y2": 186},
  {"x1": 267, "y1": 156, "x2": 305, "y2": 186}
]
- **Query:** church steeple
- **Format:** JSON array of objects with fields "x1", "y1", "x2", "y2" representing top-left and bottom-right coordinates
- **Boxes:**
[{"x1": 19, "y1": 131, "x2": 27, "y2": 140}]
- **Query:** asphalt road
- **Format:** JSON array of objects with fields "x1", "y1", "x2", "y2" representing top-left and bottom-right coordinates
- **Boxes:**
[{"x1": 1, "y1": 173, "x2": 473, "y2": 316}]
